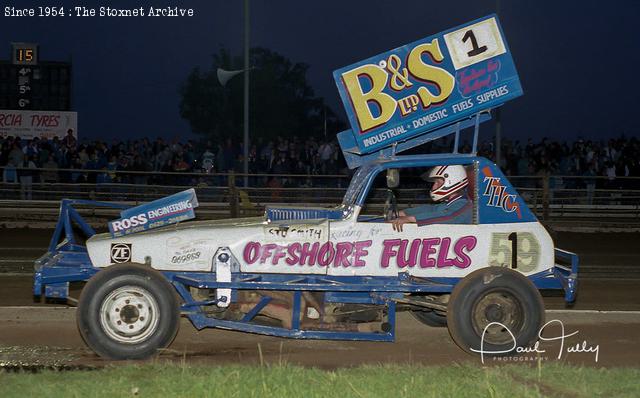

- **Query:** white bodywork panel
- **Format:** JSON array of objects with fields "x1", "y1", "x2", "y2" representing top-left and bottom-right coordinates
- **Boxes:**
[{"x1": 87, "y1": 209, "x2": 554, "y2": 279}]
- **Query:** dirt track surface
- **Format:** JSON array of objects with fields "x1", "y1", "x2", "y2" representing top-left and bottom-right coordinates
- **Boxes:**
[
  {"x1": 0, "y1": 228, "x2": 639, "y2": 368},
  {"x1": 1, "y1": 308, "x2": 638, "y2": 369}
]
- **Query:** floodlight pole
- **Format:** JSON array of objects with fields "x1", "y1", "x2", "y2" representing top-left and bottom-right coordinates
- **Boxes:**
[{"x1": 243, "y1": 0, "x2": 250, "y2": 187}]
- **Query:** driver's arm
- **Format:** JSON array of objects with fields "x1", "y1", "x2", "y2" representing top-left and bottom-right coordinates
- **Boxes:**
[
  {"x1": 390, "y1": 205, "x2": 430, "y2": 232},
  {"x1": 391, "y1": 214, "x2": 415, "y2": 232}
]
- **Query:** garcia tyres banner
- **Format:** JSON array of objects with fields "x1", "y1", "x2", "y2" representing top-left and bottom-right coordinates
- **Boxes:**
[
  {"x1": 334, "y1": 15, "x2": 522, "y2": 154},
  {"x1": 0, "y1": 110, "x2": 77, "y2": 140},
  {"x1": 108, "y1": 189, "x2": 199, "y2": 237}
]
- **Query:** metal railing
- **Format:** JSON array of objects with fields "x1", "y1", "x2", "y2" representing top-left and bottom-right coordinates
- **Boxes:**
[
  {"x1": 0, "y1": 167, "x2": 639, "y2": 225},
  {"x1": 509, "y1": 175, "x2": 640, "y2": 223}
]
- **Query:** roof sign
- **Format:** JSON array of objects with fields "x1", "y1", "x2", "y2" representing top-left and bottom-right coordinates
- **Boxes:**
[{"x1": 333, "y1": 14, "x2": 522, "y2": 155}]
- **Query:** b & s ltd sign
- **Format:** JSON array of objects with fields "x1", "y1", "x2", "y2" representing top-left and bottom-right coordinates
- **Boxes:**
[{"x1": 333, "y1": 15, "x2": 522, "y2": 153}]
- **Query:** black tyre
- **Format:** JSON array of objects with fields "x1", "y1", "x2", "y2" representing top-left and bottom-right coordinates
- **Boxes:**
[
  {"x1": 77, "y1": 263, "x2": 180, "y2": 360},
  {"x1": 411, "y1": 309, "x2": 447, "y2": 327},
  {"x1": 447, "y1": 267, "x2": 544, "y2": 355}
]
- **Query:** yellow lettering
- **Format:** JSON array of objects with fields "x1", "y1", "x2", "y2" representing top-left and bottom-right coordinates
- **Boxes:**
[
  {"x1": 341, "y1": 64, "x2": 397, "y2": 131},
  {"x1": 407, "y1": 39, "x2": 455, "y2": 108},
  {"x1": 386, "y1": 54, "x2": 413, "y2": 91},
  {"x1": 398, "y1": 94, "x2": 420, "y2": 116}
]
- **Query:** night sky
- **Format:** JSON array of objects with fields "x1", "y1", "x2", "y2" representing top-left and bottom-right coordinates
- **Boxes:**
[{"x1": 1, "y1": 0, "x2": 638, "y2": 143}]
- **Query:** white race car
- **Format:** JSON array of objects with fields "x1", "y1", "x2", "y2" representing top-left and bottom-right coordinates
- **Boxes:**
[
  {"x1": 33, "y1": 15, "x2": 577, "y2": 359},
  {"x1": 34, "y1": 152, "x2": 577, "y2": 359}
]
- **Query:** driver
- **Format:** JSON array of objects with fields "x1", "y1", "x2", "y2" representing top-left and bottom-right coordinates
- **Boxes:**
[{"x1": 391, "y1": 165, "x2": 472, "y2": 231}]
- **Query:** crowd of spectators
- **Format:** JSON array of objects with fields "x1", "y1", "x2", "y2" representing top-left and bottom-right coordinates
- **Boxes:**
[
  {"x1": 0, "y1": 130, "x2": 347, "y2": 192},
  {"x1": 1, "y1": 128, "x2": 639, "y2": 194},
  {"x1": 476, "y1": 136, "x2": 640, "y2": 190}
]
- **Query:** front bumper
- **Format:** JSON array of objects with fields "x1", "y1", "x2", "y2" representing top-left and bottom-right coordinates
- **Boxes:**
[{"x1": 529, "y1": 248, "x2": 579, "y2": 303}]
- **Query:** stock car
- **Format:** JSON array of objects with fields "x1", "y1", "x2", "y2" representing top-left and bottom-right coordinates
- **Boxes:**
[
  {"x1": 33, "y1": 150, "x2": 578, "y2": 359},
  {"x1": 33, "y1": 15, "x2": 577, "y2": 360}
]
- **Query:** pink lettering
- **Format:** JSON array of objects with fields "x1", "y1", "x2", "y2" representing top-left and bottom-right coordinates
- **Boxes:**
[
  {"x1": 419, "y1": 238, "x2": 440, "y2": 268},
  {"x1": 398, "y1": 239, "x2": 421, "y2": 268},
  {"x1": 286, "y1": 243, "x2": 301, "y2": 265},
  {"x1": 381, "y1": 239, "x2": 401, "y2": 268},
  {"x1": 437, "y1": 238, "x2": 456, "y2": 268},
  {"x1": 317, "y1": 242, "x2": 335, "y2": 267},
  {"x1": 243, "y1": 241, "x2": 260, "y2": 264},
  {"x1": 453, "y1": 236, "x2": 477, "y2": 268},
  {"x1": 259, "y1": 243, "x2": 277, "y2": 264},
  {"x1": 299, "y1": 242, "x2": 319, "y2": 266},
  {"x1": 333, "y1": 242, "x2": 353, "y2": 267},
  {"x1": 272, "y1": 245, "x2": 287, "y2": 265},
  {"x1": 353, "y1": 240, "x2": 371, "y2": 267}
]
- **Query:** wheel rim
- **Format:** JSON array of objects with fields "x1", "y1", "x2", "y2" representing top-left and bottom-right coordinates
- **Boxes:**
[
  {"x1": 471, "y1": 290, "x2": 524, "y2": 346},
  {"x1": 99, "y1": 285, "x2": 160, "y2": 344}
]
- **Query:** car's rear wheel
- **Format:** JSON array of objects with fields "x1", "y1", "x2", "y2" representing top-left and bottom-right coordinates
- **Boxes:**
[
  {"x1": 77, "y1": 263, "x2": 180, "y2": 360},
  {"x1": 447, "y1": 267, "x2": 544, "y2": 355}
]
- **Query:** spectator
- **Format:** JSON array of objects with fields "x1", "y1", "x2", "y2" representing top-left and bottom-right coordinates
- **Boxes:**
[
  {"x1": 201, "y1": 145, "x2": 215, "y2": 173},
  {"x1": 41, "y1": 154, "x2": 59, "y2": 183},
  {"x1": 221, "y1": 138, "x2": 237, "y2": 172},
  {"x1": 131, "y1": 154, "x2": 150, "y2": 185},
  {"x1": 267, "y1": 176, "x2": 282, "y2": 200},
  {"x1": 19, "y1": 154, "x2": 37, "y2": 200},
  {"x1": 583, "y1": 163, "x2": 597, "y2": 206},
  {"x1": 62, "y1": 129, "x2": 77, "y2": 149},
  {"x1": 23, "y1": 138, "x2": 39, "y2": 158},
  {"x1": 272, "y1": 151, "x2": 290, "y2": 174},
  {"x1": 604, "y1": 161, "x2": 617, "y2": 189},
  {"x1": 8, "y1": 141, "x2": 23, "y2": 168},
  {"x1": 3, "y1": 141, "x2": 23, "y2": 183}
]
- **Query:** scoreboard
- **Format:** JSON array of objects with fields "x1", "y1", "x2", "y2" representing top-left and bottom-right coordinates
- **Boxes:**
[{"x1": 0, "y1": 42, "x2": 71, "y2": 111}]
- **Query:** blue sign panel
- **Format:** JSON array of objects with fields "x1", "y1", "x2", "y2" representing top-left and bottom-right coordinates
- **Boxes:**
[
  {"x1": 477, "y1": 159, "x2": 535, "y2": 224},
  {"x1": 333, "y1": 14, "x2": 522, "y2": 154},
  {"x1": 108, "y1": 189, "x2": 199, "y2": 237}
]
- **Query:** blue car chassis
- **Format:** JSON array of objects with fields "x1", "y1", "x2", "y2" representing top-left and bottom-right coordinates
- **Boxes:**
[{"x1": 34, "y1": 199, "x2": 578, "y2": 342}]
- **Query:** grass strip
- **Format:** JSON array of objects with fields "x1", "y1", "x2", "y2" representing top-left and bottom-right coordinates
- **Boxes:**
[
  {"x1": 505, "y1": 362, "x2": 640, "y2": 398},
  {"x1": 1, "y1": 362, "x2": 639, "y2": 398}
]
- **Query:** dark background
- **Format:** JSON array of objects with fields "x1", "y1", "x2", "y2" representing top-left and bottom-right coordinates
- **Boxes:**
[{"x1": 0, "y1": 0, "x2": 638, "y2": 142}]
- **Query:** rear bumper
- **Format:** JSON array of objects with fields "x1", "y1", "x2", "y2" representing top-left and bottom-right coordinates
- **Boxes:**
[
  {"x1": 33, "y1": 198, "x2": 131, "y2": 299},
  {"x1": 33, "y1": 244, "x2": 97, "y2": 299}
]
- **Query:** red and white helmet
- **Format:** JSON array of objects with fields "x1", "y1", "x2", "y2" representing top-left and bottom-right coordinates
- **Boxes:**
[{"x1": 427, "y1": 165, "x2": 468, "y2": 202}]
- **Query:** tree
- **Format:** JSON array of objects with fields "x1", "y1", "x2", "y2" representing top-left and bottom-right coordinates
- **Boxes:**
[{"x1": 179, "y1": 47, "x2": 344, "y2": 143}]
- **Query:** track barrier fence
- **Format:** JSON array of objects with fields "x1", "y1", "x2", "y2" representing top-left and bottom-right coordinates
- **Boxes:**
[{"x1": 0, "y1": 166, "x2": 639, "y2": 226}]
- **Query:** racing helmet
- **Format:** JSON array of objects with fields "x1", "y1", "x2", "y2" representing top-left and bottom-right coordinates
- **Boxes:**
[{"x1": 427, "y1": 165, "x2": 468, "y2": 202}]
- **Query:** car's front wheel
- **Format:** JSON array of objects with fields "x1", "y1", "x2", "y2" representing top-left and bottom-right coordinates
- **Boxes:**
[
  {"x1": 446, "y1": 267, "x2": 544, "y2": 355},
  {"x1": 77, "y1": 263, "x2": 180, "y2": 360}
]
